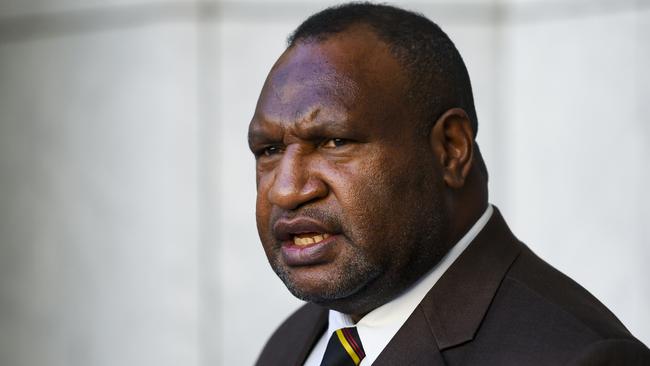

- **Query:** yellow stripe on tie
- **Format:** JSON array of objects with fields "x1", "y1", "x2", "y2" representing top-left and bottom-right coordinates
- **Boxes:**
[{"x1": 335, "y1": 329, "x2": 361, "y2": 365}]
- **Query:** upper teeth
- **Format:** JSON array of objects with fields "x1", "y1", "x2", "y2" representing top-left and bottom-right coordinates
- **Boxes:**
[{"x1": 293, "y1": 233, "x2": 331, "y2": 246}]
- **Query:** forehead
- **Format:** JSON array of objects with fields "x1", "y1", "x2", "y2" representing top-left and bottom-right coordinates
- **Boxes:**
[{"x1": 251, "y1": 28, "x2": 410, "y2": 131}]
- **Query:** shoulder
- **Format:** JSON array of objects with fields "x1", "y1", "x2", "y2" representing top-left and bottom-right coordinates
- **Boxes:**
[
  {"x1": 505, "y1": 244, "x2": 631, "y2": 340},
  {"x1": 568, "y1": 338, "x2": 650, "y2": 365},
  {"x1": 256, "y1": 302, "x2": 327, "y2": 366},
  {"x1": 456, "y1": 242, "x2": 650, "y2": 364}
]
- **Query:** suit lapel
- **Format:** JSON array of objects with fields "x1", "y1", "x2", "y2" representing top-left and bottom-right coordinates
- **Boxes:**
[
  {"x1": 425, "y1": 208, "x2": 521, "y2": 350},
  {"x1": 373, "y1": 305, "x2": 446, "y2": 365},
  {"x1": 286, "y1": 304, "x2": 328, "y2": 366},
  {"x1": 376, "y1": 207, "x2": 522, "y2": 364}
]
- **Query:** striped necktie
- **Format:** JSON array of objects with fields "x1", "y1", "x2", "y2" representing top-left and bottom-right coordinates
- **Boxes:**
[{"x1": 320, "y1": 327, "x2": 366, "y2": 366}]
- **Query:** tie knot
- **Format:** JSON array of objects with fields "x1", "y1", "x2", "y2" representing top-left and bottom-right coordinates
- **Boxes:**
[{"x1": 320, "y1": 327, "x2": 366, "y2": 366}]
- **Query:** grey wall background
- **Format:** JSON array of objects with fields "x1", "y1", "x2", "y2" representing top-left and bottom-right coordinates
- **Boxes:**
[{"x1": 1, "y1": 0, "x2": 648, "y2": 365}]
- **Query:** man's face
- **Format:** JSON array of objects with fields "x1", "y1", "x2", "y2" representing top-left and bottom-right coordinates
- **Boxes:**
[{"x1": 248, "y1": 28, "x2": 450, "y2": 315}]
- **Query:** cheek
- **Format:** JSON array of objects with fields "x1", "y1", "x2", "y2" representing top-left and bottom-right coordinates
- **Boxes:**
[
  {"x1": 255, "y1": 167, "x2": 274, "y2": 210},
  {"x1": 255, "y1": 172, "x2": 275, "y2": 242},
  {"x1": 330, "y1": 156, "x2": 401, "y2": 236},
  {"x1": 331, "y1": 151, "x2": 435, "y2": 256},
  {"x1": 338, "y1": 149, "x2": 420, "y2": 207}
]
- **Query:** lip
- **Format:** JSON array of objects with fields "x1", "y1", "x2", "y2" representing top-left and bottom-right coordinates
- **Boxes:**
[
  {"x1": 273, "y1": 217, "x2": 340, "y2": 266},
  {"x1": 281, "y1": 234, "x2": 339, "y2": 266},
  {"x1": 273, "y1": 217, "x2": 334, "y2": 241}
]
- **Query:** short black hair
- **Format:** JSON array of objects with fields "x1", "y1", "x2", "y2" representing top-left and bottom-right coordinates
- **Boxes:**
[{"x1": 288, "y1": 2, "x2": 479, "y2": 137}]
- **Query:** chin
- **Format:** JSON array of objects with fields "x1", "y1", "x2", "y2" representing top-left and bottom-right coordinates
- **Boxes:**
[{"x1": 272, "y1": 260, "x2": 383, "y2": 309}]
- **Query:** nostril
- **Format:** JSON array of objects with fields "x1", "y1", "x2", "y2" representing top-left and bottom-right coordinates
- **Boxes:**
[
  {"x1": 269, "y1": 173, "x2": 328, "y2": 210},
  {"x1": 301, "y1": 176, "x2": 328, "y2": 199}
]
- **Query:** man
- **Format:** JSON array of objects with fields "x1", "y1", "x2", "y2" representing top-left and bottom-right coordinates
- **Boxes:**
[{"x1": 248, "y1": 3, "x2": 649, "y2": 365}]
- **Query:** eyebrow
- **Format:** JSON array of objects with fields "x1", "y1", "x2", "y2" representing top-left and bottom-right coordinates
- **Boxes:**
[
  {"x1": 249, "y1": 105, "x2": 354, "y2": 141},
  {"x1": 247, "y1": 121, "x2": 275, "y2": 148},
  {"x1": 295, "y1": 117, "x2": 353, "y2": 136},
  {"x1": 248, "y1": 118, "x2": 357, "y2": 150}
]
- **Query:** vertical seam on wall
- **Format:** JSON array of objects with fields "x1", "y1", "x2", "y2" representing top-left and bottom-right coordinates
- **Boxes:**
[
  {"x1": 491, "y1": 0, "x2": 511, "y2": 212},
  {"x1": 196, "y1": 1, "x2": 221, "y2": 366}
]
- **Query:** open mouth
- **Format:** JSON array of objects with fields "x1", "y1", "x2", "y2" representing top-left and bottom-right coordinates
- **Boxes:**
[
  {"x1": 282, "y1": 231, "x2": 338, "y2": 266},
  {"x1": 293, "y1": 233, "x2": 331, "y2": 246}
]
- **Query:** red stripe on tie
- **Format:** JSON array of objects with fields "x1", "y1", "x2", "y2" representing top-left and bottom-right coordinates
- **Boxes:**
[
  {"x1": 343, "y1": 328, "x2": 365, "y2": 358},
  {"x1": 349, "y1": 329, "x2": 365, "y2": 357}
]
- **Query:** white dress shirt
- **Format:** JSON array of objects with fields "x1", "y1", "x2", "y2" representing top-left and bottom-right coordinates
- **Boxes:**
[{"x1": 303, "y1": 205, "x2": 494, "y2": 366}]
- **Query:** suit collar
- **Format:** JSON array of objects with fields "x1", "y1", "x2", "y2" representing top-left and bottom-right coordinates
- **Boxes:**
[
  {"x1": 373, "y1": 305, "x2": 446, "y2": 365},
  {"x1": 293, "y1": 304, "x2": 328, "y2": 366},
  {"x1": 420, "y1": 207, "x2": 522, "y2": 350}
]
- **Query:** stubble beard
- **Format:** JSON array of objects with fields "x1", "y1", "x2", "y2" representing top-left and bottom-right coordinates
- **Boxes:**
[
  {"x1": 269, "y1": 245, "x2": 384, "y2": 305},
  {"x1": 263, "y1": 171, "x2": 448, "y2": 312},
  {"x1": 267, "y1": 212, "x2": 448, "y2": 312}
]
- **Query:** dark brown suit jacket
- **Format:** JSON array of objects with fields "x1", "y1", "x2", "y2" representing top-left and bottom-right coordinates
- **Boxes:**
[{"x1": 256, "y1": 209, "x2": 650, "y2": 365}]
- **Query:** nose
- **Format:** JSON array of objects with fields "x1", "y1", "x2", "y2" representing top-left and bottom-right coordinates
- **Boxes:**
[{"x1": 268, "y1": 146, "x2": 328, "y2": 210}]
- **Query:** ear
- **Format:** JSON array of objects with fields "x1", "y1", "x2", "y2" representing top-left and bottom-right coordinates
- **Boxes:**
[{"x1": 430, "y1": 108, "x2": 474, "y2": 189}]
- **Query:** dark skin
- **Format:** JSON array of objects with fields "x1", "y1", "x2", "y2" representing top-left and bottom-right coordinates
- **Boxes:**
[{"x1": 249, "y1": 26, "x2": 487, "y2": 322}]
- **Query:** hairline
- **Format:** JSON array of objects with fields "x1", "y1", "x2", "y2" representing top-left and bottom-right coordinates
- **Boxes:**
[{"x1": 288, "y1": 23, "x2": 439, "y2": 134}]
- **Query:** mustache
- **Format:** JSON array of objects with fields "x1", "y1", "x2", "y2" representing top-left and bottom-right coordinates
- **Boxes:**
[{"x1": 270, "y1": 206, "x2": 344, "y2": 233}]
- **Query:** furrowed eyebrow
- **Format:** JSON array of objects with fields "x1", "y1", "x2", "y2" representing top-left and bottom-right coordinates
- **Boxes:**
[
  {"x1": 247, "y1": 122, "x2": 278, "y2": 149},
  {"x1": 294, "y1": 119, "x2": 352, "y2": 137},
  {"x1": 248, "y1": 117, "x2": 351, "y2": 143},
  {"x1": 293, "y1": 105, "x2": 353, "y2": 136}
]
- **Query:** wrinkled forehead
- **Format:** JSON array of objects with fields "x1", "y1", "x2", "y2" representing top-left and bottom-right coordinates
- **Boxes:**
[
  {"x1": 252, "y1": 29, "x2": 408, "y2": 128},
  {"x1": 254, "y1": 42, "x2": 363, "y2": 124}
]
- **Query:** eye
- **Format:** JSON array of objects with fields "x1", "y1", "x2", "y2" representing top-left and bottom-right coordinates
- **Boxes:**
[
  {"x1": 258, "y1": 145, "x2": 284, "y2": 157},
  {"x1": 322, "y1": 138, "x2": 348, "y2": 148}
]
